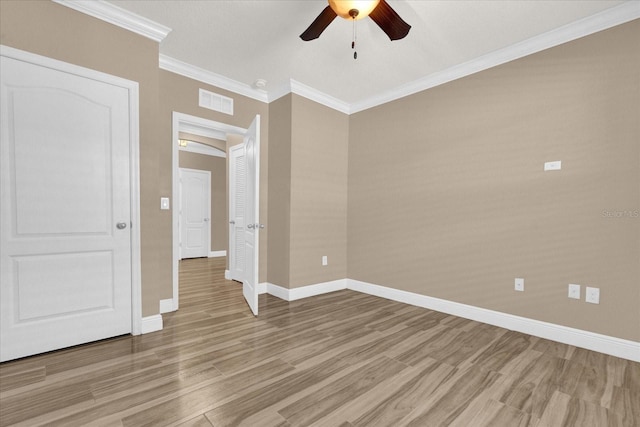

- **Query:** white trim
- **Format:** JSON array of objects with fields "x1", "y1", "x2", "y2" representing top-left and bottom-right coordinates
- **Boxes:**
[
  {"x1": 180, "y1": 122, "x2": 227, "y2": 141},
  {"x1": 268, "y1": 81, "x2": 294, "y2": 104},
  {"x1": 127, "y1": 72, "x2": 143, "y2": 336},
  {"x1": 225, "y1": 269, "x2": 231, "y2": 280},
  {"x1": 209, "y1": 250, "x2": 226, "y2": 258},
  {"x1": 160, "y1": 55, "x2": 268, "y2": 103},
  {"x1": 173, "y1": 112, "x2": 247, "y2": 311},
  {"x1": 52, "y1": 0, "x2": 171, "y2": 42},
  {"x1": 0, "y1": 45, "x2": 144, "y2": 337},
  {"x1": 140, "y1": 314, "x2": 163, "y2": 334},
  {"x1": 257, "y1": 282, "x2": 268, "y2": 295},
  {"x1": 350, "y1": 1, "x2": 640, "y2": 113},
  {"x1": 264, "y1": 279, "x2": 348, "y2": 302},
  {"x1": 179, "y1": 141, "x2": 226, "y2": 158},
  {"x1": 346, "y1": 279, "x2": 640, "y2": 362},
  {"x1": 289, "y1": 80, "x2": 351, "y2": 115},
  {"x1": 159, "y1": 298, "x2": 174, "y2": 314}
]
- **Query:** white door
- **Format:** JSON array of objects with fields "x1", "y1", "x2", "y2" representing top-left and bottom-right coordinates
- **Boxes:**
[
  {"x1": 242, "y1": 115, "x2": 260, "y2": 316},
  {"x1": 228, "y1": 144, "x2": 245, "y2": 282},
  {"x1": 179, "y1": 168, "x2": 210, "y2": 259},
  {"x1": 0, "y1": 52, "x2": 133, "y2": 362}
]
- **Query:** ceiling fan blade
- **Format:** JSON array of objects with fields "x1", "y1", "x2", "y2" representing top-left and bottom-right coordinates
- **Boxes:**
[
  {"x1": 300, "y1": 6, "x2": 338, "y2": 41},
  {"x1": 369, "y1": 0, "x2": 411, "y2": 41}
]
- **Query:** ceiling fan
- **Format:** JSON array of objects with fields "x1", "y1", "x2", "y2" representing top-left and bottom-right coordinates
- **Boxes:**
[{"x1": 300, "y1": 0, "x2": 411, "y2": 42}]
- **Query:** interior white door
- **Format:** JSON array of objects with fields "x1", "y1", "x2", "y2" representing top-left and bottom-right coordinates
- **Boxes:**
[
  {"x1": 179, "y1": 168, "x2": 211, "y2": 259},
  {"x1": 242, "y1": 115, "x2": 260, "y2": 316},
  {"x1": 0, "y1": 53, "x2": 133, "y2": 362},
  {"x1": 228, "y1": 144, "x2": 245, "y2": 282}
]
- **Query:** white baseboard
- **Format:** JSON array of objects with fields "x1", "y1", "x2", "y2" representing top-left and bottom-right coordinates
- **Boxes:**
[
  {"x1": 257, "y1": 282, "x2": 267, "y2": 294},
  {"x1": 347, "y1": 279, "x2": 640, "y2": 362},
  {"x1": 209, "y1": 250, "x2": 226, "y2": 258},
  {"x1": 140, "y1": 314, "x2": 163, "y2": 334},
  {"x1": 264, "y1": 282, "x2": 288, "y2": 300},
  {"x1": 256, "y1": 276, "x2": 639, "y2": 361},
  {"x1": 159, "y1": 298, "x2": 175, "y2": 314},
  {"x1": 264, "y1": 279, "x2": 347, "y2": 302},
  {"x1": 225, "y1": 269, "x2": 230, "y2": 280}
]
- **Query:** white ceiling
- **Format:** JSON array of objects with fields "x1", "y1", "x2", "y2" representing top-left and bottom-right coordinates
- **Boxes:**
[{"x1": 105, "y1": 0, "x2": 635, "y2": 109}]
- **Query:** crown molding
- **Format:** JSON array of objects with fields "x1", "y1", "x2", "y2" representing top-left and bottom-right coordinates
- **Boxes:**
[
  {"x1": 266, "y1": 79, "x2": 352, "y2": 114},
  {"x1": 51, "y1": 0, "x2": 171, "y2": 42},
  {"x1": 289, "y1": 80, "x2": 351, "y2": 114},
  {"x1": 55, "y1": 0, "x2": 639, "y2": 115},
  {"x1": 268, "y1": 81, "x2": 294, "y2": 104},
  {"x1": 159, "y1": 55, "x2": 269, "y2": 104},
  {"x1": 350, "y1": 1, "x2": 640, "y2": 114}
]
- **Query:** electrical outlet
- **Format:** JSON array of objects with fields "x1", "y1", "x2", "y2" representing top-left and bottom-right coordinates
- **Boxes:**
[
  {"x1": 322, "y1": 255, "x2": 328, "y2": 266},
  {"x1": 515, "y1": 278, "x2": 524, "y2": 292},
  {"x1": 568, "y1": 284, "x2": 581, "y2": 300},
  {"x1": 586, "y1": 287, "x2": 600, "y2": 304}
]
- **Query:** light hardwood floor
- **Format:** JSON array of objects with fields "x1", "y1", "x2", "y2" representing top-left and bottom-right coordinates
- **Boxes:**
[{"x1": 1, "y1": 257, "x2": 638, "y2": 426}]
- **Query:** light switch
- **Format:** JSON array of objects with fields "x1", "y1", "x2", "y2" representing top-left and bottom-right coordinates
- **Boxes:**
[
  {"x1": 160, "y1": 197, "x2": 170, "y2": 210},
  {"x1": 544, "y1": 161, "x2": 562, "y2": 171}
]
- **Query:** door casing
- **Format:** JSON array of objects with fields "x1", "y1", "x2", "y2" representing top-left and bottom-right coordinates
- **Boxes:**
[{"x1": 171, "y1": 112, "x2": 245, "y2": 311}]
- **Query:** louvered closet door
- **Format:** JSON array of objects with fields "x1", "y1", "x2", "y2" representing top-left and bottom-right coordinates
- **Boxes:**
[{"x1": 229, "y1": 144, "x2": 245, "y2": 282}]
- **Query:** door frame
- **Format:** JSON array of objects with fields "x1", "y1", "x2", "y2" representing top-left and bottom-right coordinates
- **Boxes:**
[
  {"x1": 171, "y1": 112, "x2": 245, "y2": 311},
  {"x1": 0, "y1": 45, "x2": 143, "y2": 335}
]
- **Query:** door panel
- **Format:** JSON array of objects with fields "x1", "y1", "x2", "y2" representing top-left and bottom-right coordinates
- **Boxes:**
[
  {"x1": 242, "y1": 115, "x2": 260, "y2": 316},
  {"x1": 0, "y1": 53, "x2": 132, "y2": 362},
  {"x1": 179, "y1": 168, "x2": 210, "y2": 259},
  {"x1": 14, "y1": 251, "x2": 114, "y2": 320},
  {"x1": 12, "y1": 89, "x2": 112, "y2": 235}
]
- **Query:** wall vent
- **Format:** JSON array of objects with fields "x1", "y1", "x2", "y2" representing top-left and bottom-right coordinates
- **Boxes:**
[{"x1": 199, "y1": 89, "x2": 233, "y2": 115}]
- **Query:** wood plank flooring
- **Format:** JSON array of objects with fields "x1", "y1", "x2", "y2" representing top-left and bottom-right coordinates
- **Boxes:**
[{"x1": 1, "y1": 257, "x2": 638, "y2": 426}]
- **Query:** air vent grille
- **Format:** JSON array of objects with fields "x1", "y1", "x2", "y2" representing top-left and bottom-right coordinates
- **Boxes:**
[{"x1": 199, "y1": 88, "x2": 233, "y2": 115}]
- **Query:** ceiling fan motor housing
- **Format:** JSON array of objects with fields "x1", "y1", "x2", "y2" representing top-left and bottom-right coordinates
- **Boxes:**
[{"x1": 329, "y1": 0, "x2": 380, "y2": 20}]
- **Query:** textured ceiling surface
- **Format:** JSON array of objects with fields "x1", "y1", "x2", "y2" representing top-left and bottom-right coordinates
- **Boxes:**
[{"x1": 109, "y1": 0, "x2": 629, "y2": 104}]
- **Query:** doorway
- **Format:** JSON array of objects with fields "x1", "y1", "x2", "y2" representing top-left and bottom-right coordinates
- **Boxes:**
[{"x1": 171, "y1": 113, "x2": 246, "y2": 311}]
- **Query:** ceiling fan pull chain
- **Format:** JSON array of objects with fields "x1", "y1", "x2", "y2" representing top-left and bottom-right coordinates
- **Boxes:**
[{"x1": 352, "y1": 13, "x2": 357, "y2": 60}]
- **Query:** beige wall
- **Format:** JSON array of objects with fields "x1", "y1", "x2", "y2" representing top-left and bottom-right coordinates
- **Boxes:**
[
  {"x1": 348, "y1": 20, "x2": 640, "y2": 341},
  {"x1": 178, "y1": 152, "x2": 227, "y2": 252},
  {"x1": 266, "y1": 94, "x2": 349, "y2": 288},
  {"x1": 267, "y1": 95, "x2": 293, "y2": 286},
  {"x1": 290, "y1": 95, "x2": 349, "y2": 287}
]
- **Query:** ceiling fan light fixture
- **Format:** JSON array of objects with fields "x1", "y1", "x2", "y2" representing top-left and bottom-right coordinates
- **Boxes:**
[{"x1": 328, "y1": 0, "x2": 380, "y2": 20}]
